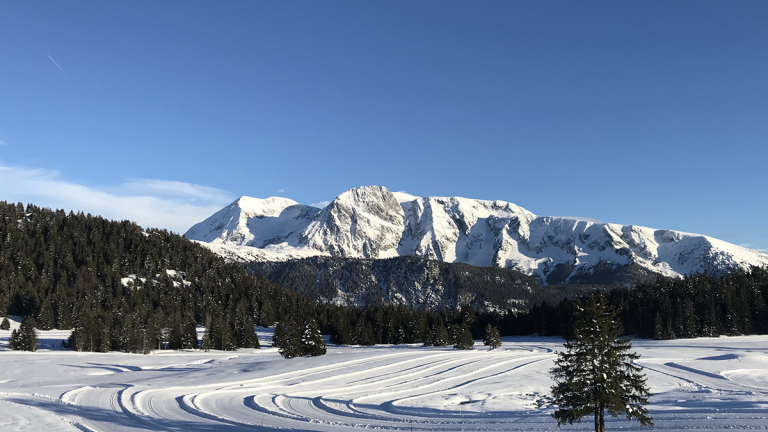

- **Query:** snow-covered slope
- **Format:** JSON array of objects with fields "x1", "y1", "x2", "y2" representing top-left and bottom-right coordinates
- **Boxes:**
[
  {"x1": 5, "y1": 330, "x2": 768, "y2": 431},
  {"x1": 184, "y1": 196, "x2": 323, "y2": 261},
  {"x1": 185, "y1": 186, "x2": 768, "y2": 284}
]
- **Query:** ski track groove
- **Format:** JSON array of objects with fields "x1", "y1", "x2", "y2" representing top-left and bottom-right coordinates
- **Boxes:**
[{"x1": 4, "y1": 338, "x2": 768, "y2": 430}]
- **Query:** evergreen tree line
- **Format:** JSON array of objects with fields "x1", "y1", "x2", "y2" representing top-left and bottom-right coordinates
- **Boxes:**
[
  {"x1": 311, "y1": 303, "x2": 495, "y2": 350},
  {"x1": 512, "y1": 269, "x2": 768, "y2": 340},
  {"x1": 308, "y1": 268, "x2": 768, "y2": 345}
]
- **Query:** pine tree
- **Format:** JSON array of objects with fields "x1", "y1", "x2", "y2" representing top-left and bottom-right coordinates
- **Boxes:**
[
  {"x1": 0, "y1": 317, "x2": 9, "y2": 330},
  {"x1": 167, "y1": 311, "x2": 184, "y2": 350},
  {"x1": 181, "y1": 314, "x2": 199, "y2": 350},
  {"x1": 328, "y1": 310, "x2": 351, "y2": 345},
  {"x1": 212, "y1": 316, "x2": 237, "y2": 351},
  {"x1": 9, "y1": 316, "x2": 37, "y2": 351},
  {"x1": 272, "y1": 320, "x2": 287, "y2": 349},
  {"x1": 277, "y1": 318, "x2": 303, "y2": 359},
  {"x1": 23, "y1": 316, "x2": 38, "y2": 351},
  {"x1": 37, "y1": 299, "x2": 55, "y2": 330},
  {"x1": 352, "y1": 319, "x2": 375, "y2": 345},
  {"x1": 653, "y1": 311, "x2": 663, "y2": 340},
  {"x1": 8, "y1": 328, "x2": 20, "y2": 349},
  {"x1": 549, "y1": 294, "x2": 653, "y2": 432},
  {"x1": 451, "y1": 323, "x2": 474, "y2": 350},
  {"x1": 301, "y1": 319, "x2": 327, "y2": 357},
  {"x1": 483, "y1": 324, "x2": 502, "y2": 349},
  {"x1": 434, "y1": 320, "x2": 451, "y2": 346},
  {"x1": 424, "y1": 316, "x2": 450, "y2": 347},
  {"x1": 682, "y1": 298, "x2": 697, "y2": 338},
  {"x1": 201, "y1": 321, "x2": 212, "y2": 352},
  {"x1": 234, "y1": 299, "x2": 260, "y2": 349}
]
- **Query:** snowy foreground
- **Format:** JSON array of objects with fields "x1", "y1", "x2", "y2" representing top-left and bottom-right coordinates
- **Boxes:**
[{"x1": 1, "y1": 326, "x2": 768, "y2": 431}]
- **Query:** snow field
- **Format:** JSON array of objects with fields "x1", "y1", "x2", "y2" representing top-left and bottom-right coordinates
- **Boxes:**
[{"x1": 1, "y1": 325, "x2": 768, "y2": 431}]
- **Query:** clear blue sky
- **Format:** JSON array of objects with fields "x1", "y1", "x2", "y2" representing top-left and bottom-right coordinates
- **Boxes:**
[{"x1": 0, "y1": 1, "x2": 766, "y2": 250}]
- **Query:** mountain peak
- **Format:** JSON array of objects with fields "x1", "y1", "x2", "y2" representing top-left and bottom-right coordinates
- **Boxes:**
[
  {"x1": 301, "y1": 185, "x2": 404, "y2": 258},
  {"x1": 186, "y1": 186, "x2": 768, "y2": 284},
  {"x1": 233, "y1": 196, "x2": 300, "y2": 218}
]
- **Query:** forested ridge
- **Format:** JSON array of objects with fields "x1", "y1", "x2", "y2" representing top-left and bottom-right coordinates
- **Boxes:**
[
  {"x1": 2, "y1": 200, "x2": 768, "y2": 355},
  {"x1": 0, "y1": 201, "x2": 312, "y2": 352}
]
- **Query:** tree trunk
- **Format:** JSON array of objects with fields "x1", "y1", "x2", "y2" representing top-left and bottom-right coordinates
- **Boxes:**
[
  {"x1": 599, "y1": 404, "x2": 605, "y2": 432},
  {"x1": 594, "y1": 406, "x2": 600, "y2": 432}
]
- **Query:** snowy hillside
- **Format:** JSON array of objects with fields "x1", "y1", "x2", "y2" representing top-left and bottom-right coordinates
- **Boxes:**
[{"x1": 185, "y1": 186, "x2": 768, "y2": 284}]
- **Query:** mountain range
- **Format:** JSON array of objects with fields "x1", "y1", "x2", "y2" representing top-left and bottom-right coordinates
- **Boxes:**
[{"x1": 185, "y1": 185, "x2": 768, "y2": 288}]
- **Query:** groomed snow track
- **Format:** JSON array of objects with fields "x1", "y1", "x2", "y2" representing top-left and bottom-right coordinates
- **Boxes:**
[{"x1": 2, "y1": 333, "x2": 768, "y2": 431}]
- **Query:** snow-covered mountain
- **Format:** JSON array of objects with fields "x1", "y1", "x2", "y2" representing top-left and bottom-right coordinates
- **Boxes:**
[{"x1": 185, "y1": 185, "x2": 768, "y2": 285}]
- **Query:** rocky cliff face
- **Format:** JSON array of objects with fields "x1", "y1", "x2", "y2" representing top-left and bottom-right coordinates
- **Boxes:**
[
  {"x1": 185, "y1": 185, "x2": 768, "y2": 286},
  {"x1": 300, "y1": 186, "x2": 404, "y2": 258},
  {"x1": 247, "y1": 256, "x2": 584, "y2": 311}
]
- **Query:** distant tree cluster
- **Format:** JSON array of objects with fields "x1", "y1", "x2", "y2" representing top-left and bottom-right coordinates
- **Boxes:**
[
  {"x1": 272, "y1": 318, "x2": 326, "y2": 359},
  {"x1": 511, "y1": 269, "x2": 768, "y2": 340},
  {"x1": 318, "y1": 303, "x2": 491, "y2": 350},
  {"x1": 636, "y1": 271, "x2": 768, "y2": 339}
]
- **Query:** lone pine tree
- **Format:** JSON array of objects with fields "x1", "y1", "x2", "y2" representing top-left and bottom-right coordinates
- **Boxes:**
[
  {"x1": 483, "y1": 324, "x2": 502, "y2": 349},
  {"x1": 549, "y1": 294, "x2": 652, "y2": 432}
]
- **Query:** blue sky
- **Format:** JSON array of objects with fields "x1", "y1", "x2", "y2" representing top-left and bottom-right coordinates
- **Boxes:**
[{"x1": 0, "y1": 1, "x2": 766, "y2": 250}]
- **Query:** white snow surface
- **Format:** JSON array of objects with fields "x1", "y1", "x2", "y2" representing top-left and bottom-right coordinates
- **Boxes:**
[
  {"x1": 185, "y1": 186, "x2": 768, "y2": 282},
  {"x1": 2, "y1": 322, "x2": 768, "y2": 431}
]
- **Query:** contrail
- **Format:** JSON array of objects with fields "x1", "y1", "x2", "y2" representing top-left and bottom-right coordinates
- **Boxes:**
[{"x1": 48, "y1": 55, "x2": 66, "y2": 74}]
